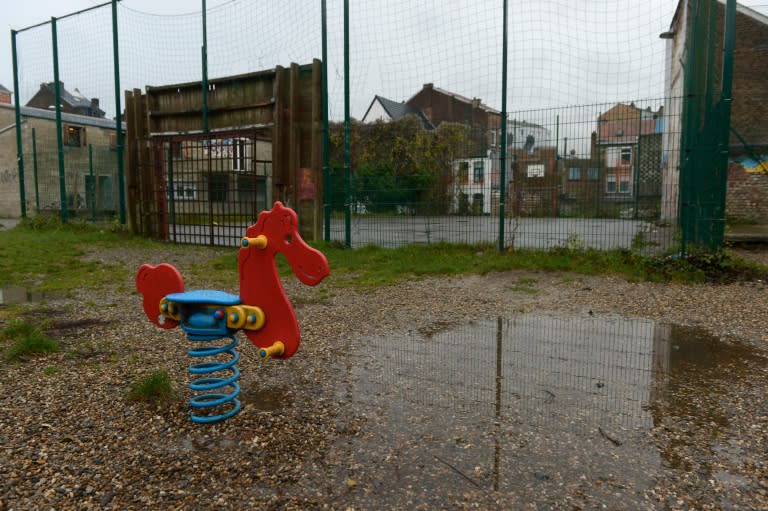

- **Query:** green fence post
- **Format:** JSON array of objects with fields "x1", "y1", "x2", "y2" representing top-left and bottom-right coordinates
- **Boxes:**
[
  {"x1": 11, "y1": 30, "x2": 27, "y2": 218},
  {"x1": 201, "y1": 0, "x2": 209, "y2": 133},
  {"x1": 712, "y1": 0, "x2": 737, "y2": 248},
  {"x1": 498, "y1": 0, "x2": 508, "y2": 253},
  {"x1": 51, "y1": 17, "x2": 67, "y2": 223},
  {"x1": 112, "y1": 0, "x2": 126, "y2": 224},
  {"x1": 32, "y1": 128, "x2": 40, "y2": 211},
  {"x1": 343, "y1": 0, "x2": 351, "y2": 248},
  {"x1": 88, "y1": 144, "x2": 96, "y2": 222},
  {"x1": 321, "y1": 0, "x2": 330, "y2": 241},
  {"x1": 634, "y1": 108, "x2": 642, "y2": 219}
]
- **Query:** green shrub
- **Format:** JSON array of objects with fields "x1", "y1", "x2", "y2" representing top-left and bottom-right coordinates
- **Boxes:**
[
  {"x1": 127, "y1": 370, "x2": 176, "y2": 402},
  {"x1": 3, "y1": 320, "x2": 60, "y2": 361}
]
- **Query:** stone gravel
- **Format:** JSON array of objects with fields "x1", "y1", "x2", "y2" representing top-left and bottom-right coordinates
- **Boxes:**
[{"x1": 1, "y1": 243, "x2": 766, "y2": 510}]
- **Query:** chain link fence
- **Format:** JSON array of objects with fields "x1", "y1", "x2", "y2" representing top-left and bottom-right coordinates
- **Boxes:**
[{"x1": 7, "y1": 0, "x2": 753, "y2": 252}]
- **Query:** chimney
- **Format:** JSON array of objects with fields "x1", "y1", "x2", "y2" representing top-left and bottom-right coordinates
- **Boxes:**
[
  {"x1": 91, "y1": 98, "x2": 99, "y2": 108},
  {"x1": 591, "y1": 131, "x2": 597, "y2": 158},
  {"x1": 472, "y1": 98, "x2": 481, "y2": 108},
  {"x1": 423, "y1": 83, "x2": 433, "y2": 89}
]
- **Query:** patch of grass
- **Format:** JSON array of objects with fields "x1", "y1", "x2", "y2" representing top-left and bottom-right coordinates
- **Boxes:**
[
  {"x1": 509, "y1": 277, "x2": 539, "y2": 294},
  {"x1": 2, "y1": 319, "x2": 60, "y2": 361},
  {"x1": 0, "y1": 217, "x2": 149, "y2": 292},
  {"x1": 127, "y1": 370, "x2": 176, "y2": 402},
  {"x1": 43, "y1": 365, "x2": 61, "y2": 375},
  {"x1": 189, "y1": 241, "x2": 768, "y2": 290}
]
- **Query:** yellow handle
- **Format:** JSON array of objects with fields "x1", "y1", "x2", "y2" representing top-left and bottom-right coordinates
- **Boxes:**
[
  {"x1": 259, "y1": 341, "x2": 284, "y2": 361},
  {"x1": 241, "y1": 235, "x2": 267, "y2": 250}
]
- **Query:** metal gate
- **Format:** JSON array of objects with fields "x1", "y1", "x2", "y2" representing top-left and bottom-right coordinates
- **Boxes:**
[{"x1": 153, "y1": 129, "x2": 271, "y2": 246}]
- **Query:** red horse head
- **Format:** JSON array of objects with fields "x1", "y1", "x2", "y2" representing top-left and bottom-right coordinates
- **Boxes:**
[{"x1": 238, "y1": 202, "x2": 330, "y2": 358}]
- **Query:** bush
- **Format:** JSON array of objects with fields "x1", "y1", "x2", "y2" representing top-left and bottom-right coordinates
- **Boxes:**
[
  {"x1": 127, "y1": 370, "x2": 176, "y2": 402},
  {"x1": 3, "y1": 320, "x2": 60, "y2": 361}
]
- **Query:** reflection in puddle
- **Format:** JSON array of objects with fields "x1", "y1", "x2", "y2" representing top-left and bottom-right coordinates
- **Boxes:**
[
  {"x1": 239, "y1": 385, "x2": 292, "y2": 412},
  {"x1": 180, "y1": 436, "x2": 238, "y2": 453},
  {"x1": 325, "y1": 314, "x2": 766, "y2": 508},
  {"x1": 0, "y1": 286, "x2": 65, "y2": 304}
]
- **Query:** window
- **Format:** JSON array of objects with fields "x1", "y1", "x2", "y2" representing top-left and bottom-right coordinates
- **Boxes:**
[
  {"x1": 606, "y1": 174, "x2": 617, "y2": 193},
  {"x1": 587, "y1": 167, "x2": 599, "y2": 180},
  {"x1": 170, "y1": 141, "x2": 183, "y2": 159},
  {"x1": 64, "y1": 125, "x2": 85, "y2": 147},
  {"x1": 109, "y1": 133, "x2": 118, "y2": 151},
  {"x1": 237, "y1": 175, "x2": 266, "y2": 207},
  {"x1": 233, "y1": 138, "x2": 247, "y2": 171},
  {"x1": 568, "y1": 167, "x2": 581, "y2": 180},
  {"x1": 458, "y1": 161, "x2": 469, "y2": 184},
  {"x1": 527, "y1": 164, "x2": 545, "y2": 178},
  {"x1": 473, "y1": 161, "x2": 484, "y2": 183},
  {"x1": 606, "y1": 146, "x2": 632, "y2": 167},
  {"x1": 490, "y1": 129, "x2": 497, "y2": 148},
  {"x1": 171, "y1": 181, "x2": 197, "y2": 201},
  {"x1": 208, "y1": 174, "x2": 228, "y2": 202},
  {"x1": 620, "y1": 147, "x2": 632, "y2": 166},
  {"x1": 619, "y1": 177, "x2": 631, "y2": 194}
]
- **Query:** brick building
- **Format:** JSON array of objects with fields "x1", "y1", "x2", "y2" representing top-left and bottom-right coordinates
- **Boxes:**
[
  {"x1": 0, "y1": 84, "x2": 11, "y2": 105},
  {"x1": 25, "y1": 82, "x2": 105, "y2": 119},
  {"x1": 405, "y1": 83, "x2": 501, "y2": 157},
  {"x1": 661, "y1": 0, "x2": 768, "y2": 223}
]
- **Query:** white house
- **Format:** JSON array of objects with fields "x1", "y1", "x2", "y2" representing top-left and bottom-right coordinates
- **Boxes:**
[
  {"x1": 451, "y1": 155, "x2": 495, "y2": 215},
  {"x1": 507, "y1": 119, "x2": 552, "y2": 153}
]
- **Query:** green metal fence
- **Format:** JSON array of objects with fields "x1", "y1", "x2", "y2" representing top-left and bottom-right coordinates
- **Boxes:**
[{"x1": 8, "y1": 0, "x2": 742, "y2": 253}]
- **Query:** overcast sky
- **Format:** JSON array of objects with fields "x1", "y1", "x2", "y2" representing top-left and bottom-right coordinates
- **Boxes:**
[{"x1": 2, "y1": 0, "x2": 766, "y2": 130}]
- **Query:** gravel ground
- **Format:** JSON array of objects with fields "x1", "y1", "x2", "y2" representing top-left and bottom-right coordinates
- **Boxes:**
[{"x1": 1, "y1": 243, "x2": 767, "y2": 510}]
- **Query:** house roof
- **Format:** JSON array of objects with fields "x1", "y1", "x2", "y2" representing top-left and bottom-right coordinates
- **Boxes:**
[
  {"x1": 363, "y1": 95, "x2": 435, "y2": 129},
  {"x1": 33, "y1": 82, "x2": 106, "y2": 117},
  {"x1": 0, "y1": 103, "x2": 124, "y2": 131},
  {"x1": 508, "y1": 119, "x2": 546, "y2": 130},
  {"x1": 0, "y1": 83, "x2": 10, "y2": 94},
  {"x1": 407, "y1": 84, "x2": 501, "y2": 115}
]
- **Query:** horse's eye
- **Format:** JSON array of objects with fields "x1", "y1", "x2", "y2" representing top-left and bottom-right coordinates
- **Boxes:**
[{"x1": 284, "y1": 234, "x2": 293, "y2": 245}]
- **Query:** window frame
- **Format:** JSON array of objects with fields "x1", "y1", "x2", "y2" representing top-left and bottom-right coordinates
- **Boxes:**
[
  {"x1": 64, "y1": 124, "x2": 86, "y2": 148},
  {"x1": 473, "y1": 160, "x2": 484, "y2": 184},
  {"x1": 170, "y1": 181, "x2": 198, "y2": 201}
]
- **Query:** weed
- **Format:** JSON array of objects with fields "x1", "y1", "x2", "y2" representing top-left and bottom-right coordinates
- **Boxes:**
[
  {"x1": 3, "y1": 319, "x2": 60, "y2": 361},
  {"x1": 127, "y1": 370, "x2": 176, "y2": 402}
]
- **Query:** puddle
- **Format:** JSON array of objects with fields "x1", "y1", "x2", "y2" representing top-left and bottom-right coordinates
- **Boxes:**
[
  {"x1": 0, "y1": 286, "x2": 65, "y2": 305},
  {"x1": 180, "y1": 435, "x2": 239, "y2": 453},
  {"x1": 239, "y1": 385, "x2": 293, "y2": 412},
  {"x1": 319, "y1": 314, "x2": 767, "y2": 508}
]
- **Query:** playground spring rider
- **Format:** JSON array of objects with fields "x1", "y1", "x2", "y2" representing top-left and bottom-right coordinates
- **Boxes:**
[{"x1": 136, "y1": 202, "x2": 330, "y2": 424}]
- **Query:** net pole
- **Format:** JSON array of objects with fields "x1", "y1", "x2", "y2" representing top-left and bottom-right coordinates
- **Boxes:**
[
  {"x1": 321, "y1": 0, "x2": 330, "y2": 241},
  {"x1": 11, "y1": 30, "x2": 27, "y2": 218},
  {"x1": 51, "y1": 17, "x2": 68, "y2": 223},
  {"x1": 498, "y1": 0, "x2": 509, "y2": 252},
  {"x1": 343, "y1": 0, "x2": 351, "y2": 247},
  {"x1": 202, "y1": 0, "x2": 209, "y2": 133},
  {"x1": 112, "y1": 0, "x2": 126, "y2": 224}
]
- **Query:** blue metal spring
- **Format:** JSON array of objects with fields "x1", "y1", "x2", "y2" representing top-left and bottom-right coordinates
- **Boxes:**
[{"x1": 186, "y1": 333, "x2": 241, "y2": 424}]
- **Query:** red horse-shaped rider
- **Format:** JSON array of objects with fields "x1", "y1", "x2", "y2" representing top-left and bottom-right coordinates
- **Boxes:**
[{"x1": 136, "y1": 201, "x2": 330, "y2": 359}]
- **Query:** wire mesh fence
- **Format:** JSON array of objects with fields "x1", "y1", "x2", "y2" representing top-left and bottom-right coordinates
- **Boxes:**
[
  {"x1": 325, "y1": 97, "x2": 681, "y2": 252},
  {"x1": 6, "y1": 0, "x2": 756, "y2": 252}
]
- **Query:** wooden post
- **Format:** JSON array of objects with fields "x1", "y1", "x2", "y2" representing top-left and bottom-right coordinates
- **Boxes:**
[
  {"x1": 272, "y1": 65, "x2": 286, "y2": 204},
  {"x1": 125, "y1": 90, "x2": 138, "y2": 234},
  {"x1": 289, "y1": 63, "x2": 300, "y2": 208}
]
